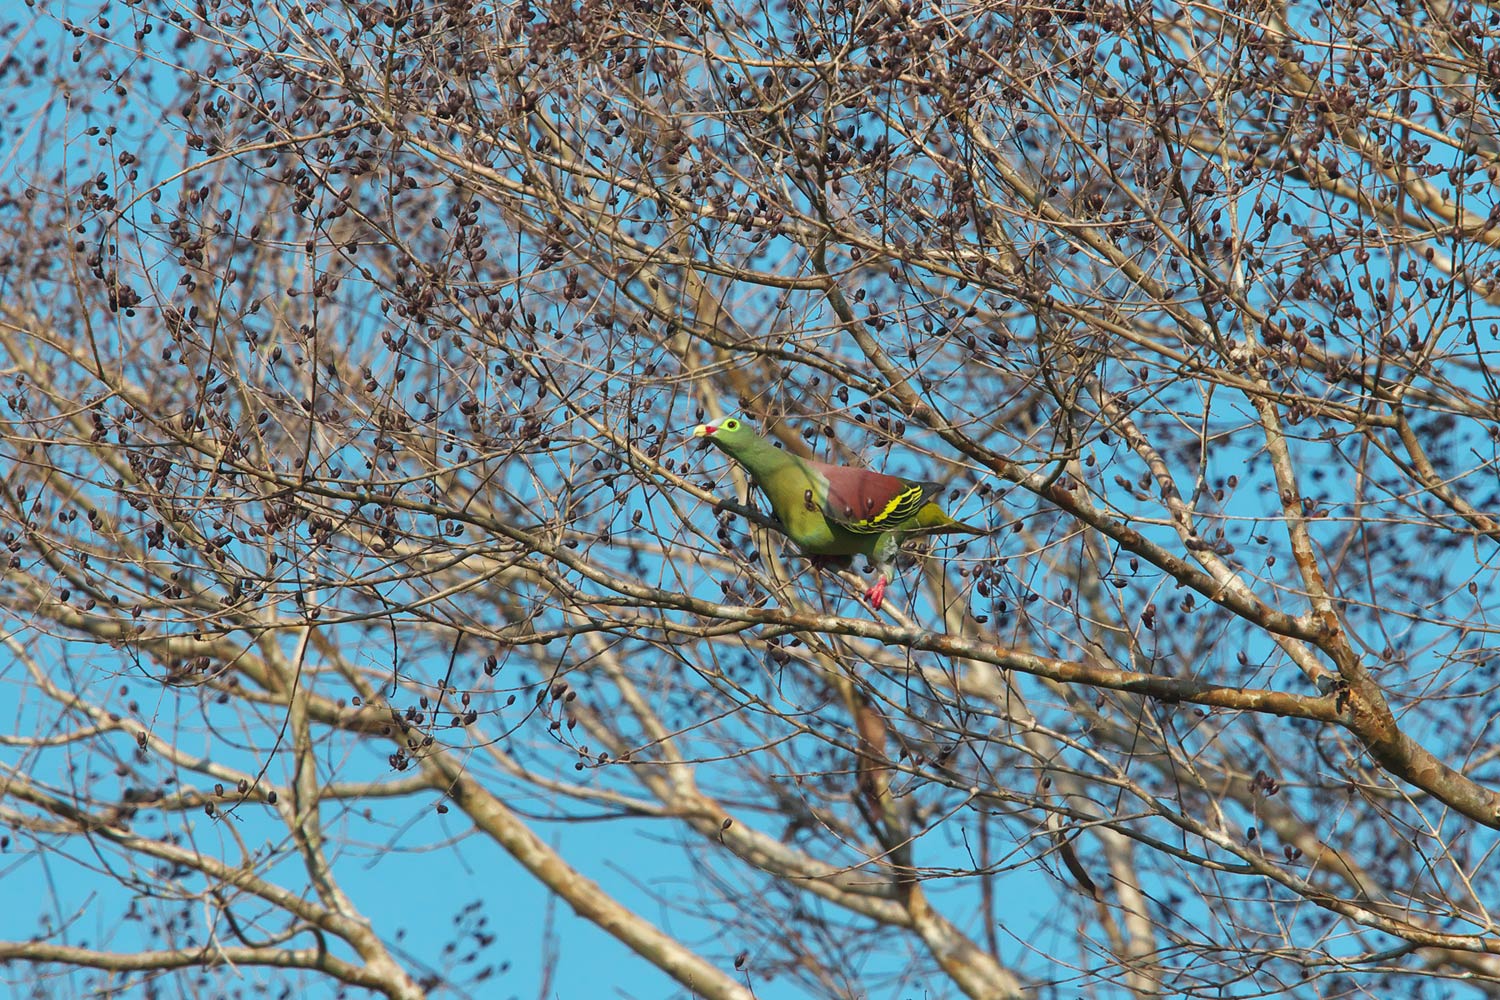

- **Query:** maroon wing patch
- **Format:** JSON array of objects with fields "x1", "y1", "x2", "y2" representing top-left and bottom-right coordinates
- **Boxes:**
[{"x1": 811, "y1": 461, "x2": 936, "y2": 534}]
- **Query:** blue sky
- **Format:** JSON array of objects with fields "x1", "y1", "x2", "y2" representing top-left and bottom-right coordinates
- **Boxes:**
[{"x1": 7, "y1": 0, "x2": 1500, "y2": 998}]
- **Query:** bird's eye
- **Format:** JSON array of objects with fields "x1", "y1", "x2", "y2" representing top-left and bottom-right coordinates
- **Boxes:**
[{"x1": 724, "y1": 419, "x2": 739, "y2": 430}]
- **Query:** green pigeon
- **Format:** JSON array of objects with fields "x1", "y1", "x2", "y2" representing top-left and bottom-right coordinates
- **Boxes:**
[{"x1": 692, "y1": 417, "x2": 987, "y2": 608}]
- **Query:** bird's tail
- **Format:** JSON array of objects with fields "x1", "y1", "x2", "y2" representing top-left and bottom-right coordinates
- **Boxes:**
[{"x1": 909, "y1": 502, "x2": 992, "y2": 535}]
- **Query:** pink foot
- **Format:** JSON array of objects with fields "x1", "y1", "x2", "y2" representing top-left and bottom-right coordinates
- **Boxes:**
[{"x1": 864, "y1": 575, "x2": 888, "y2": 609}]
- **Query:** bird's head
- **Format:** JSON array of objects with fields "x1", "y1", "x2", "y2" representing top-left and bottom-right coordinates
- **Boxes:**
[{"x1": 691, "y1": 416, "x2": 755, "y2": 453}]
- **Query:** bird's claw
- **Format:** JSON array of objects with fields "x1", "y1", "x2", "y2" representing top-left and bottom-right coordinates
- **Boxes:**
[{"x1": 864, "y1": 576, "x2": 888, "y2": 610}]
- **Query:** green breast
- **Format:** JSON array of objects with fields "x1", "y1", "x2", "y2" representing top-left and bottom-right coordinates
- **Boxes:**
[
  {"x1": 778, "y1": 503, "x2": 881, "y2": 557},
  {"x1": 712, "y1": 429, "x2": 885, "y2": 558}
]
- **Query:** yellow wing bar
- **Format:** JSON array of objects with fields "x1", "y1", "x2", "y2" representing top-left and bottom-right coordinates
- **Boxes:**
[{"x1": 841, "y1": 482, "x2": 930, "y2": 534}]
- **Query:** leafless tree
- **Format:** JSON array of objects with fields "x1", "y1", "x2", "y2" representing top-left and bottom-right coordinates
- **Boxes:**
[{"x1": 3, "y1": 0, "x2": 1500, "y2": 996}]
